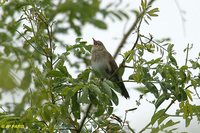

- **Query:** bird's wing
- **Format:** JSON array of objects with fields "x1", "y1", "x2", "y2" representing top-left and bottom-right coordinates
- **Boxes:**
[{"x1": 106, "y1": 52, "x2": 118, "y2": 75}]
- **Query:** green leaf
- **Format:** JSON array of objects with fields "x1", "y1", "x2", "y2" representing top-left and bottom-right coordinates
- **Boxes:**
[
  {"x1": 101, "y1": 81, "x2": 112, "y2": 97},
  {"x1": 78, "y1": 69, "x2": 91, "y2": 81},
  {"x1": 147, "y1": 8, "x2": 159, "y2": 17},
  {"x1": 42, "y1": 103, "x2": 60, "y2": 122},
  {"x1": 179, "y1": 89, "x2": 187, "y2": 101},
  {"x1": 146, "y1": 58, "x2": 162, "y2": 66},
  {"x1": 134, "y1": 86, "x2": 148, "y2": 94},
  {"x1": 89, "y1": 84, "x2": 101, "y2": 95},
  {"x1": 21, "y1": 107, "x2": 35, "y2": 122},
  {"x1": 155, "y1": 94, "x2": 168, "y2": 109},
  {"x1": 95, "y1": 104, "x2": 106, "y2": 117},
  {"x1": 108, "y1": 106, "x2": 114, "y2": 115},
  {"x1": 124, "y1": 50, "x2": 134, "y2": 63},
  {"x1": 169, "y1": 54, "x2": 178, "y2": 67},
  {"x1": 185, "y1": 89, "x2": 193, "y2": 101},
  {"x1": 110, "y1": 11, "x2": 123, "y2": 20},
  {"x1": 20, "y1": 68, "x2": 32, "y2": 90},
  {"x1": 118, "y1": 10, "x2": 129, "y2": 19},
  {"x1": 58, "y1": 65, "x2": 71, "y2": 77},
  {"x1": 0, "y1": 64, "x2": 17, "y2": 90},
  {"x1": 79, "y1": 88, "x2": 90, "y2": 104},
  {"x1": 72, "y1": 93, "x2": 80, "y2": 119},
  {"x1": 151, "y1": 109, "x2": 165, "y2": 125},
  {"x1": 160, "y1": 120, "x2": 180, "y2": 130},
  {"x1": 111, "y1": 90, "x2": 119, "y2": 105},
  {"x1": 75, "y1": 37, "x2": 82, "y2": 43},
  {"x1": 42, "y1": 104, "x2": 51, "y2": 121},
  {"x1": 23, "y1": 24, "x2": 32, "y2": 33},
  {"x1": 141, "y1": 0, "x2": 147, "y2": 11},
  {"x1": 105, "y1": 80, "x2": 121, "y2": 93},
  {"x1": 158, "y1": 114, "x2": 169, "y2": 125},
  {"x1": 117, "y1": 65, "x2": 125, "y2": 77},
  {"x1": 180, "y1": 65, "x2": 188, "y2": 71},
  {"x1": 92, "y1": 19, "x2": 107, "y2": 29},
  {"x1": 185, "y1": 118, "x2": 192, "y2": 127},
  {"x1": 46, "y1": 70, "x2": 65, "y2": 78},
  {"x1": 143, "y1": 82, "x2": 159, "y2": 98}
]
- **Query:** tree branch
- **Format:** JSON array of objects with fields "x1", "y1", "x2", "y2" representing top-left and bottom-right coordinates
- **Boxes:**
[
  {"x1": 113, "y1": 0, "x2": 157, "y2": 59},
  {"x1": 78, "y1": 103, "x2": 93, "y2": 132}
]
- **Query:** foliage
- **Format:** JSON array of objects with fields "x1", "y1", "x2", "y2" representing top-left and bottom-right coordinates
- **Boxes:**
[{"x1": 0, "y1": 0, "x2": 199, "y2": 133}]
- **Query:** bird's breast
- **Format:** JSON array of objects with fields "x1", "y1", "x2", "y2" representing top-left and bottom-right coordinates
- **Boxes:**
[{"x1": 91, "y1": 52, "x2": 110, "y2": 77}]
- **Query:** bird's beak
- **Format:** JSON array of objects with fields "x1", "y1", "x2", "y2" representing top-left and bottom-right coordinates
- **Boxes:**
[{"x1": 92, "y1": 38, "x2": 97, "y2": 45}]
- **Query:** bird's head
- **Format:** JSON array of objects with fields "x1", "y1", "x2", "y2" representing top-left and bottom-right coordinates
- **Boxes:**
[{"x1": 92, "y1": 38, "x2": 106, "y2": 52}]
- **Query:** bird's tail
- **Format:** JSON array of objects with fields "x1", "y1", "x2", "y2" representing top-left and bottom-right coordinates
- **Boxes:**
[{"x1": 117, "y1": 82, "x2": 130, "y2": 99}]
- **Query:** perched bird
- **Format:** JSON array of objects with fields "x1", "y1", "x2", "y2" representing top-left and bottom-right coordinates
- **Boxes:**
[{"x1": 91, "y1": 38, "x2": 130, "y2": 99}]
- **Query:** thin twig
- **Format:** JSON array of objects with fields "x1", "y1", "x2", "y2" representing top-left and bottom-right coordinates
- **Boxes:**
[
  {"x1": 140, "y1": 34, "x2": 168, "y2": 52},
  {"x1": 88, "y1": 116, "x2": 107, "y2": 132},
  {"x1": 122, "y1": 111, "x2": 128, "y2": 128},
  {"x1": 16, "y1": 30, "x2": 46, "y2": 56},
  {"x1": 185, "y1": 43, "x2": 190, "y2": 66},
  {"x1": 109, "y1": 30, "x2": 140, "y2": 80},
  {"x1": 174, "y1": 0, "x2": 186, "y2": 36},
  {"x1": 78, "y1": 103, "x2": 92, "y2": 132}
]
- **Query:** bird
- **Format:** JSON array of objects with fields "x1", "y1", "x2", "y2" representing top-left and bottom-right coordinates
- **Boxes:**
[{"x1": 91, "y1": 38, "x2": 130, "y2": 99}]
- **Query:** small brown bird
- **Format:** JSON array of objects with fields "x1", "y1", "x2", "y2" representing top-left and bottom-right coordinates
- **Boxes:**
[{"x1": 91, "y1": 38, "x2": 130, "y2": 99}]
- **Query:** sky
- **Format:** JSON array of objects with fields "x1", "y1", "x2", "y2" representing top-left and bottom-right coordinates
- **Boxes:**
[{"x1": 80, "y1": 0, "x2": 200, "y2": 132}]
